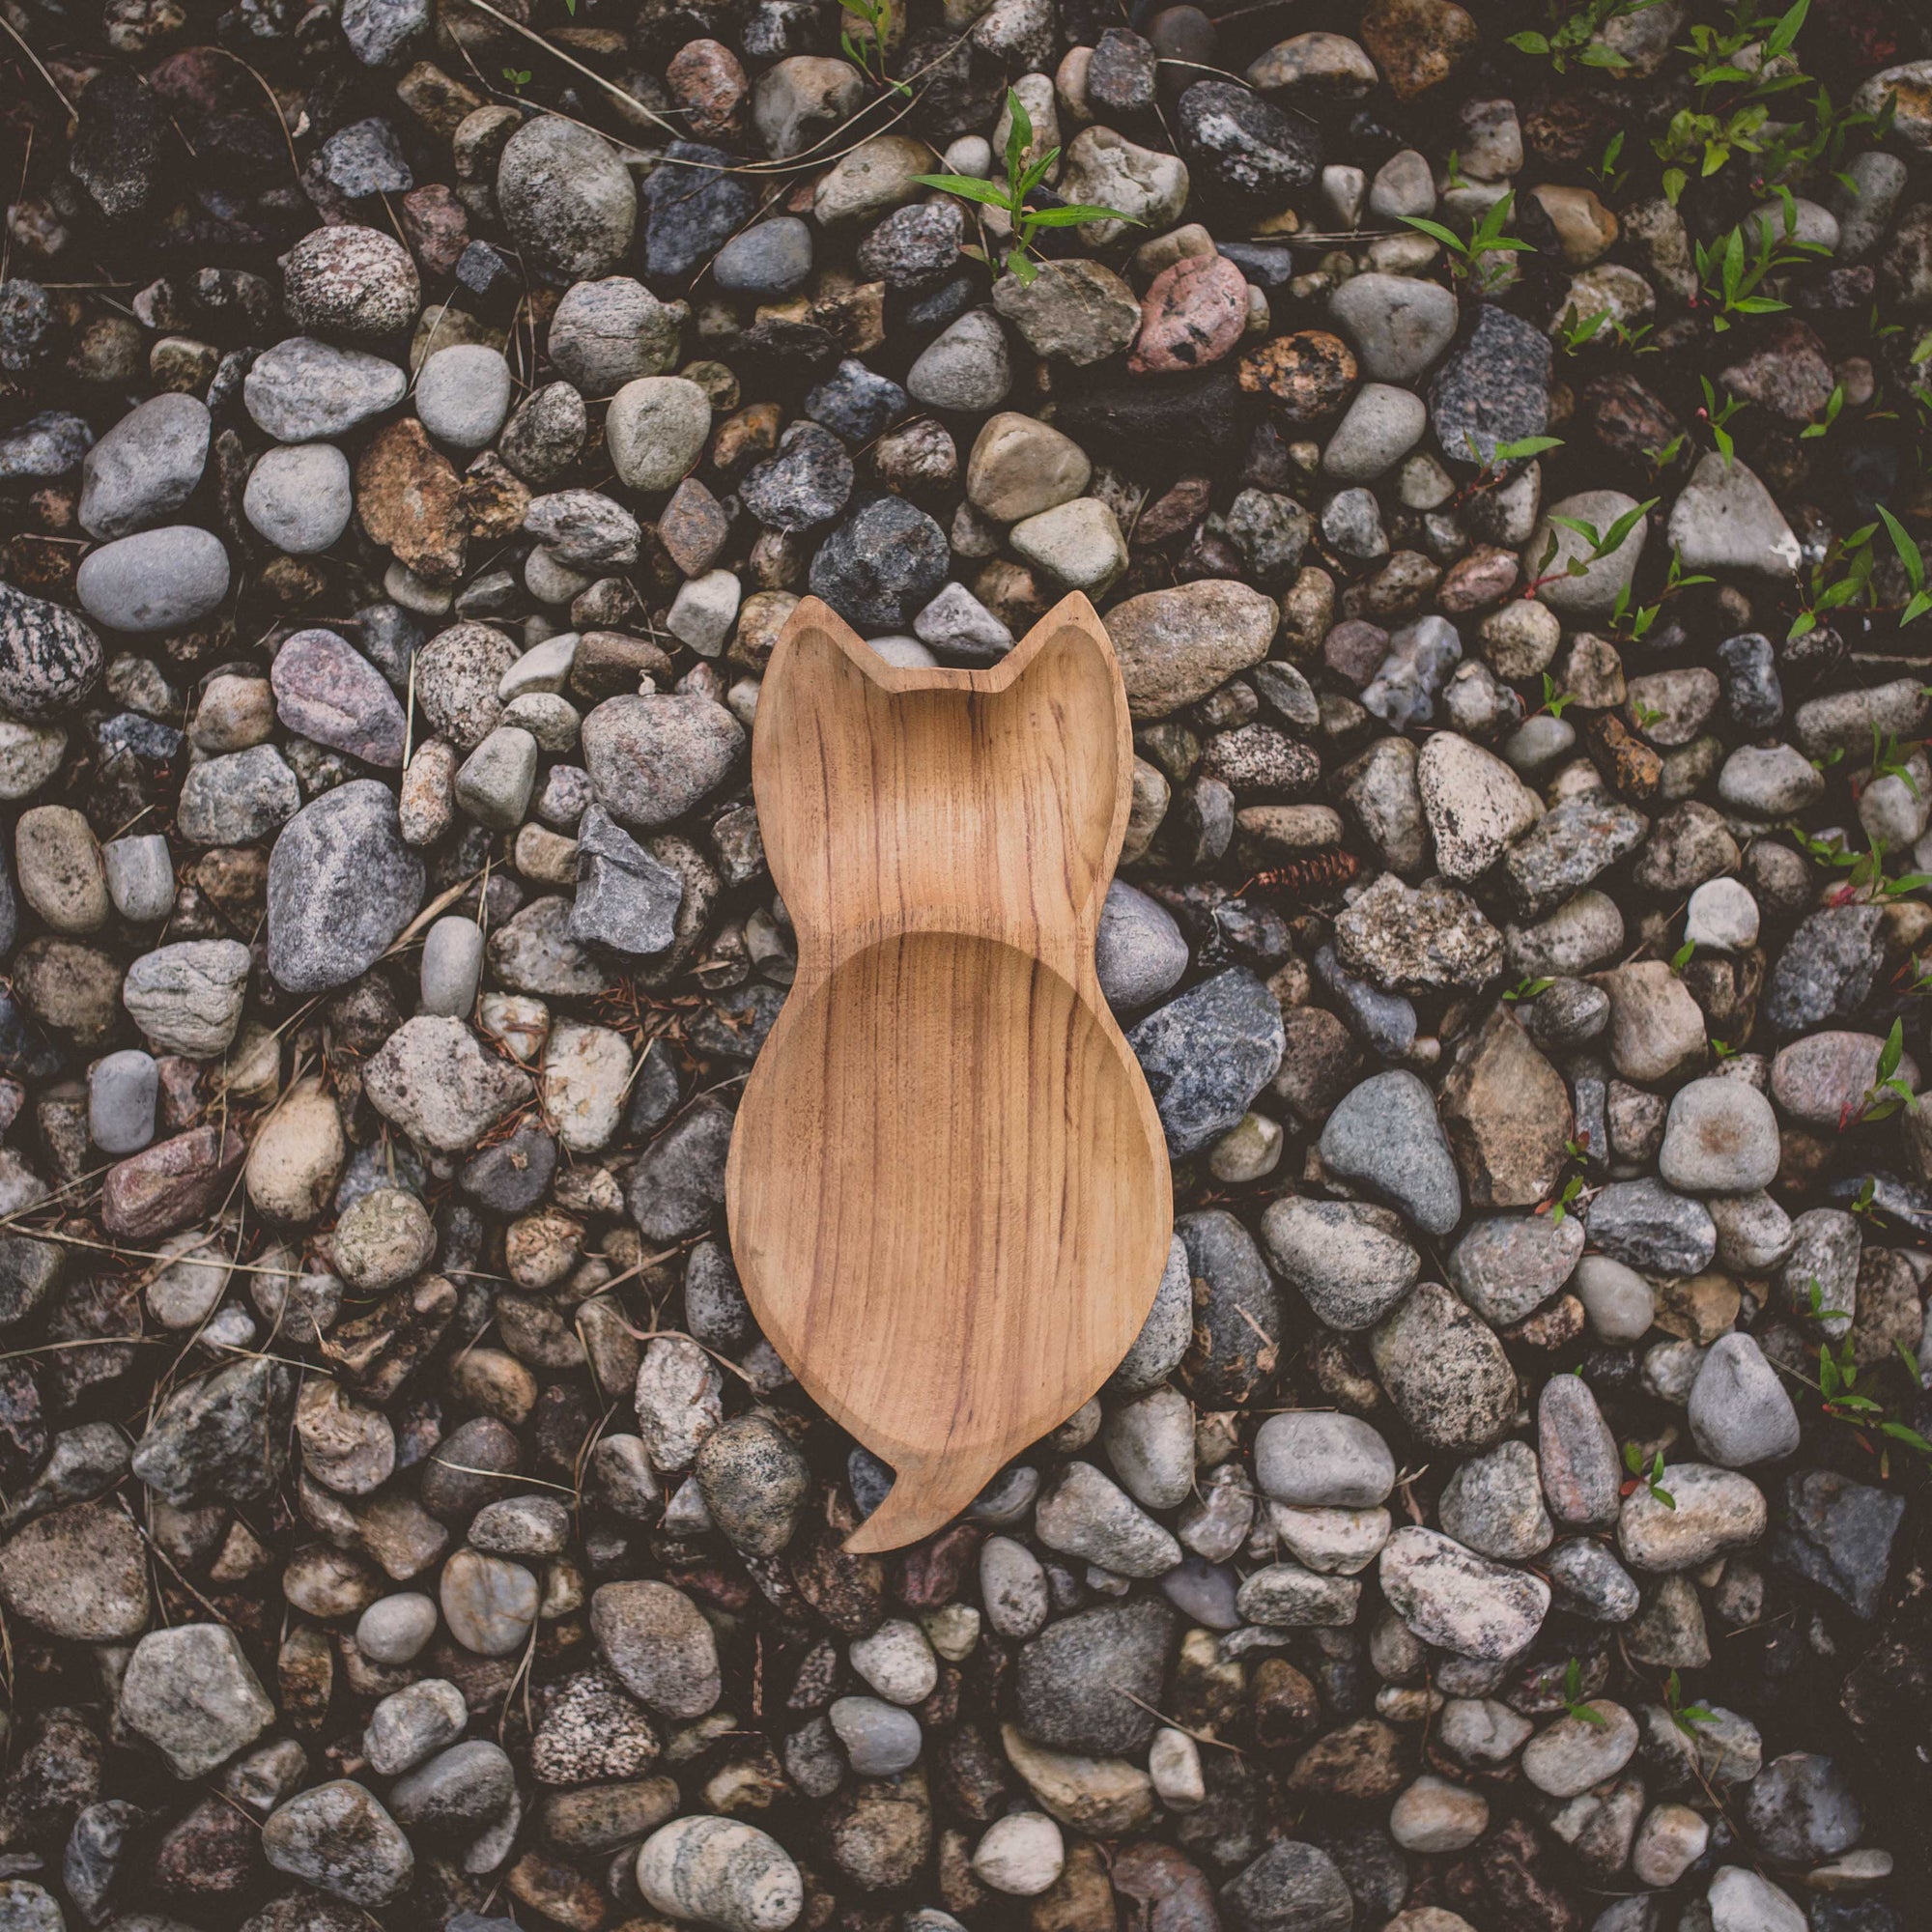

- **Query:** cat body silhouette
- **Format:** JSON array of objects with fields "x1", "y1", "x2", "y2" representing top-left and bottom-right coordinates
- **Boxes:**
[{"x1": 725, "y1": 591, "x2": 1174, "y2": 1551}]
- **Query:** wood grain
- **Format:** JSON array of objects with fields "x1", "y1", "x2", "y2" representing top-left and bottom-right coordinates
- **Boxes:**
[{"x1": 725, "y1": 591, "x2": 1174, "y2": 1552}]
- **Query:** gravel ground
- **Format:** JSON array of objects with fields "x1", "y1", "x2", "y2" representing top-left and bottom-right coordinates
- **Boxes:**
[{"x1": 4, "y1": 0, "x2": 1932, "y2": 1929}]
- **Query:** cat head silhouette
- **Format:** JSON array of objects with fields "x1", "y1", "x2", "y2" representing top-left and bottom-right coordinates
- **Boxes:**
[{"x1": 752, "y1": 592, "x2": 1132, "y2": 961}]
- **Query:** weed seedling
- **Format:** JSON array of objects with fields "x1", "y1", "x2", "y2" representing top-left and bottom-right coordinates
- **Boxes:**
[{"x1": 914, "y1": 89, "x2": 1136, "y2": 284}]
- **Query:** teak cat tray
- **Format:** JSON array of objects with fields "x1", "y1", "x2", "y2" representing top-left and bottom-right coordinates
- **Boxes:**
[{"x1": 725, "y1": 591, "x2": 1175, "y2": 1552}]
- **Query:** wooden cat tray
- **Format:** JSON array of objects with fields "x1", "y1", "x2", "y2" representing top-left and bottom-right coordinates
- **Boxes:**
[{"x1": 724, "y1": 591, "x2": 1175, "y2": 1551}]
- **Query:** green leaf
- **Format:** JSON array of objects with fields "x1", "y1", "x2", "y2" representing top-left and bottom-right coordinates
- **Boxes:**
[
  {"x1": 912, "y1": 173, "x2": 1015, "y2": 211},
  {"x1": 1548, "y1": 515, "x2": 1605, "y2": 546},
  {"x1": 1021, "y1": 202, "x2": 1139, "y2": 227},
  {"x1": 1005, "y1": 248, "x2": 1038, "y2": 285},
  {"x1": 1878, "y1": 1018, "x2": 1904, "y2": 1086},
  {"x1": 1766, "y1": 0, "x2": 1809, "y2": 60},
  {"x1": 1577, "y1": 43, "x2": 1630, "y2": 69},
  {"x1": 1594, "y1": 498, "x2": 1658, "y2": 558},
  {"x1": 1494, "y1": 436, "x2": 1565, "y2": 461},
  {"x1": 1507, "y1": 29, "x2": 1549, "y2": 52},
  {"x1": 1878, "y1": 504, "x2": 1926, "y2": 592},
  {"x1": 1399, "y1": 214, "x2": 1466, "y2": 254},
  {"x1": 1016, "y1": 150, "x2": 1059, "y2": 198},
  {"x1": 1004, "y1": 86, "x2": 1033, "y2": 188}
]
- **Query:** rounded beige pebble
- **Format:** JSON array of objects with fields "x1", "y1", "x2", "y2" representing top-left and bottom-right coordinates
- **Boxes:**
[
  {"x1": 1633, "y1": 1801, "x2": 1710, "y2": 1887},
  {"x1": 439, "y1": 1548, "x2": 539, "y2": 1657},
  {"x1": 637, "y1": 1815, "x2": 803, "y2": 1932},
  {"x1": 1389, "y1": 1774, "x2": 1489, "y2": 1852},
  {"x1": 244, "y1": 1076, "x2": 346, "y2": 1224},
  {"x1": 971, "y1": 1811, "x2": 1065, "y2": 1896}
]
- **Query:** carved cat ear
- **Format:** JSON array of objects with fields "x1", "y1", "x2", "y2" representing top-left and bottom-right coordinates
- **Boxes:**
[{"x1": 753, "y1": 591, "x2": 1133, "y2": 950}]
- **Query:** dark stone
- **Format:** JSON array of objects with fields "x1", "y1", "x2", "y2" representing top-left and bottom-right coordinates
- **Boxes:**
[
  {"x1": 807, "y1": 495, "x2": 950, "y2": 630},
  {"x1": 1126, "y1": 968, "x2": 1285, "y2": 1156},
  {"x1": 129, "y1": 1356, "x2": 297, "y2": 1507},
  {"x1": 1430, "y1": 304, "x2": 1553, "y2": 469},
  {"x1": 1774, "y1": 1469, "x2": 1905, "y2": 1620},
  {"x1": 460, "y1": 1122, "x2": 558, "y2": 1214},
  {"x1": 1763, "y1": 904, "x2": 1887, "y2": 1036},
  {"x1": 1088, "y1": 29, "x2": 1159, "y2": 117},
  {"x1": 267, "y1": 780, "x2": 425, "y2": 994},
  {"x1": 741, "y1": 421, "x2": 854, "y2": 532},
  {"x1": 804, "y1": 357, "x2": 908, "y2": 443},
  {"x1": 1220, "y1": 1839, "x2": 1354, "y2": 1932},
  {"x1": 1177, "y1": 82, "x2": 1322, "y2": 211},
  {"x1": 1054, "y1": 371, "x2": 1253, "y2": 472},
  {"x1": 1716, "y1": 632, "x2": 1782, "y2": 730},
  {"x1": 642, "y1": 142, "x2": 759, "y2": 280},
  {"x1": 69, "y1": 71, "x2": 169, "y2": 220},
  {"x1": 856, "y1": 202, "x2": 964, "y2": 290},
  {"x1": 569, "y1": 806, "x2": 683, "y2": 955},
  {"x1": 1014, "y1": 1598, "x2": 1176, "y2": 1754},
  {"x1": 626, "y1": 1094, "x2": 734, "y2": 1243},
  {"x1": 1177, "y1": 1207, "x2": 1282, "y2": 1406}
]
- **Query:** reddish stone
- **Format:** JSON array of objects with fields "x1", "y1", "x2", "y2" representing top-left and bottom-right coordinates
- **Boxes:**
[
  {"x1": 1236, "y1": 329, "x2": 1357, "y2": 423},
  {"x1": 399, "y1": 183, "x2": 469, "y2": 277},
  {"x1": 657, "y1": 476, "x2": 729, "y2": 577},
  {"x1": 666, "y1": 39, "x2": 748, "y2": 138},
  {"x1": 355, "y1": 417, "x2": 467, "y2": 585},
  {"x1": 1136, "y1": 474, "x2": 1212, "y2": 544},
  {"x1": 1437, "y1": 543, "x2": 1520, "y2": 612},
  {"x1": 1129, "y1": 252, "x2": 1248, "y2": 376},
  {"x1": 1322, "y1": 617, "x2": 1389, "y2": 687},
  {"x1": 101, "y1": 1125, "x2": 245, "y2": 1239},
  {"x1": 150, "y1": 1795, "x2": 257, "y2": 1899},
  {"x1": 1361, "y1": 0, "x2": 1480, "y2": 99},
  {"x1": 895, "y1": 1522, "x2": 979, "y2": 1608},
  {"x1": 1111, "y1": 1839, "x2": 1221, "y2": 1932}
]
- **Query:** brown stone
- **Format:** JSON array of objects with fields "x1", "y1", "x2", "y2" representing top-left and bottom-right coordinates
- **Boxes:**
[
  {"x1": 189, "y1": 847, "x2": 270, "y2": 929},
  {"x1": 149, "y1": 1794, "x2": 256, "y2": 1899},
  {"x1": 355, "y1": 417, "x2": 467, "y2": 585},
  {"x1": 0, "y1": 1500, "x2": 149, "y2": 1640},
  {"x1": 1653, "y1": 1271, "x2": 1741, "y2": 1346},
  {"x1": 571, "y1": 630, "x2": 675, "y2": 702},
  {"x1": 1032, "y1": 1837, "x2": 1119, "y2": 1932},
  {"x1": 1111, "y1": 1840, "x2": 1220, "y2": 1932},
  {"x1": 331, "y1": 1274, "x2": 460, "y2": 1404},
  {"x1": 1437, "y1": 1005, "x2": 1573, "y2": 1208},
  {"x1": 1361, "y1": 0, "x2": 1480, "y2": 98},
  {"x1": 1588, "y1": 712, "x2": 1663, "y2": 802},
  {"x1": 13, "y1": 937, "x2": 122, "y2": 1044},
  {"x1": 508, "y1": 1852, "x2": 608, "y2": 1932},
  {"x1": 101, "y1": 1125, "x2": 245, "y2": 1239},
  {"x1": 461, "y1": 452, "x2": 530, "y2": 542},
  {"x1": 278, "y1": 1621, "x2": 333, "y2": 1731},
  {"x1": 1236, "y1": 330, "x2": 1358, "y2": 423},
  {"x1": 1287, "y1": 1717, "x2": 1408, "y2": 1798},
  {"x1": 657, "y1": 476, "x2": 729, "y2": 577},
  {"x1": 1503, "y1": 1293, "x2": 1588, "y2": 1352},
  {"x1": 1252, "y1": 1656, "x2": 1321, "y2": 1749},
  {"x1": 822, "y1": 1772, "x2": 933, "y2": 1892},
  {"x1": 665, "y1": 38, "x2": 747, "y2": 138},
  {"x1": 711, "y1": 401, "x2": 782, "y2": 478},
  {"x1": 399, "y1": 183, "x2": 469, "y2": 276}
]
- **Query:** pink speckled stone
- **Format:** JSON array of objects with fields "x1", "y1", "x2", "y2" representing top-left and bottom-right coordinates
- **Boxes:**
[{"x1": 1128, "y1": 253, "x2": 1249, "y2": 376}]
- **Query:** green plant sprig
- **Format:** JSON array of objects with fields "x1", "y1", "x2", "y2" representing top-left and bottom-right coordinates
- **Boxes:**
[{"x1": 912, "y1": 89, "x2": 1136, "y2": 286}]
